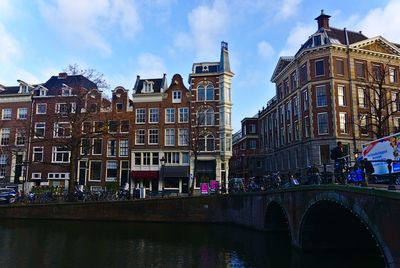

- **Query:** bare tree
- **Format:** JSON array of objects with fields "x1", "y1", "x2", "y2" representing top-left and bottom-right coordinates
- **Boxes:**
[
  {"x1": 353, "y1": 62, "x2": 400, "y2": 139},
  {"x1": 64, "y1": 64, "x2": 110, "y2": 91}
]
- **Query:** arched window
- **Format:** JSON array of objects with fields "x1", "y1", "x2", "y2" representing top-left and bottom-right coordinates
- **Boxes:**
[
  {"x1": 206, "y1": 85, "x2": 214, "y2": 100},
  {"x1": 199, "y1": 134, "x2": 215, "y2": 151},
  {"x1": 197, "y1": 85, "x2": 205, "y2": 101},
  {"x1": 197, "y1": 108, "x2": 214, "y2": 126}
]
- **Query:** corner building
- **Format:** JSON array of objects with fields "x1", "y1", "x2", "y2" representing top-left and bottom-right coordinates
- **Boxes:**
[{"x1": 258, "y1": 11, "x2": 400, "y2": 174}]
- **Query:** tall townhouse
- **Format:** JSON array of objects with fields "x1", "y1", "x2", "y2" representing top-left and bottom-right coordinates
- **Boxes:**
[
  {"x1": 131, "y1": 74, "x2": 168, "y2": 192},
  {"x1": 257, "y1": 11, "x2": 400, "y2": 175},
  {"x1": 229, "y1": 117, "x2": 260, "y2": 180},
  {"x1": 188, "y1": 42, "x2": 234, "y2": 189},
  {"x1": 0, "y1": 81, "x2": 34, "y2": 187},
  {"x1": 29, "y1": 73, "x2": 109, "y2": 188}
]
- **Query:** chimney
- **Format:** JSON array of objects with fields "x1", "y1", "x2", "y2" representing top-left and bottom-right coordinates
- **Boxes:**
[
  {"x1": 315, "y1": 9, "x2": 331, "y2": 30},
  {"x1": 58, "y1": 72, "x2": 68, "y2": 79}
]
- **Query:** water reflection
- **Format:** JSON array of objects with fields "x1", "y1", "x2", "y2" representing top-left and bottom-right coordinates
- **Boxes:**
[{"x1": 0, "y1": 220, "x2": 384, "y2": 268}]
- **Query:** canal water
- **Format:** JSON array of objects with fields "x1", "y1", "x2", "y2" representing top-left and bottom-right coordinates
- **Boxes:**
[{"x1": 0, "y1": 220, "x2": 384, "y2": 268}]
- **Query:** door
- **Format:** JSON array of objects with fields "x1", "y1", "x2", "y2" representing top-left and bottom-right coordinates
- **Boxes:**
[{"x1": 14, "y1": 155, "x2": 23, "y2": 184}]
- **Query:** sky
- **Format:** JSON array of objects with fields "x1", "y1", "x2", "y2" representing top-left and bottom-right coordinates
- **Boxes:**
[{"x1": 1, "y1": 0, "x2": 400, "y2": 131}]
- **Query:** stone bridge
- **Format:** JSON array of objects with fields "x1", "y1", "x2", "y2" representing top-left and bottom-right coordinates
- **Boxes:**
[{"x1": 0, "y1": 185, "x2": 398, "y2": 267}]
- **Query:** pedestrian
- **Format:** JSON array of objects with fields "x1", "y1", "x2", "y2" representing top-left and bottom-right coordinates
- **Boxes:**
[{"x1": 331, "y1": 141, "x2": 346, "y2": 184}]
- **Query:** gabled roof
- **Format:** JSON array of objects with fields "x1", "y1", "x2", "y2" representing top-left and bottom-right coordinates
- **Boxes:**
[
  {"x1": 42, "y1": 74, "x2": 97, "y2": 95},
  {"x1": 270, "y1": 57, "x2": 294, "y2": 82},
  {"x1": 350, "y1": 36, "x2": 400, "y2": 56},
  {"x1": 133, "y1": 74, "x2": 168, "y2": 94}
]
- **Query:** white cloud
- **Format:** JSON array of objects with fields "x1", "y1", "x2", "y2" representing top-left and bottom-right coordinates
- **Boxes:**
[
  {"x1": 174, "y1": 0, "x2": 229, "y2": 59},
  {"x1": 38, "y1": 0, "x2": 141, "y2": 55},
  {"x1": 277, "y1": 0, "x2": 302, "y2": 19},
  {"x1": 356, "y1": 0, "x2": 400, "y2": 43},
  {"x1": 0, "y1": 23, "x2": 21, "y2": 64},
  {"x1": 135, "y1": 53, "x2": 167, "y2": 78},
  {"x1": 0, "y1": 0, "x2": 14, "y2": 19},
  {"x1": 279, "y1": 23, "x2": 314, "y2": 56},
  {"x1": 257, "y1": 41, "x2": 274, "y2": 59}
]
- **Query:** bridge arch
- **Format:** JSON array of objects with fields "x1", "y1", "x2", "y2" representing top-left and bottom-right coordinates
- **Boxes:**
[
  {"x1": 298, "y1": 193, "x2": 390, "y2": 267},
  {"x1": 264, "y1": 200, "x2": 291, "y2": 240}
]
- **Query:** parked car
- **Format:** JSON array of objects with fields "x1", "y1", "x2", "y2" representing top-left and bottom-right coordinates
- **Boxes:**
[
  {"x1": 0, "y1": 188, "x2": 18, "y2": 204},
  {"x1": 369, "y1": 174, "x2": 400, "y2": 185}
]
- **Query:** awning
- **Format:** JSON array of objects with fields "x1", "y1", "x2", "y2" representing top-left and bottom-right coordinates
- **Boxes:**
[
  {"x1": 162, "y1": 166, "x2": 189, "y2": 178},
  {"x1": 130, "y1": 171, "x2": 159, "y2": 180}
]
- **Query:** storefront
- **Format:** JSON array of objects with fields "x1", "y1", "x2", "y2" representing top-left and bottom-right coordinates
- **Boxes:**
[
  {"x1": 161, "y1": 166, "x2": 189, "y2": 193},
  {"x1": 130, "y1": 171, "x2": 159, "y2": 191}
]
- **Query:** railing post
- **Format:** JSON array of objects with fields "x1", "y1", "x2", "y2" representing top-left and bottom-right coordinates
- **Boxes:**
[{"x1": 387, "y1": 159, "x2": 396, "y2": 190}]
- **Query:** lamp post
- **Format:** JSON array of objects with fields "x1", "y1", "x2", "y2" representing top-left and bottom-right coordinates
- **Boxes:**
[{"x1": 160, "y1": 156, "x2": 166, "y2": 196}]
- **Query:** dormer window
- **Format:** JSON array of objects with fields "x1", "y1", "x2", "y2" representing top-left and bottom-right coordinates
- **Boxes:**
[
  {"x1": 39, "y1": 88, "x2": 47, "y2": 96},
  {"x1": 62, "y1": 86, "x2": 72, "y2": 96},
  {"x1": 142, "y1": 81, "x2": 154, "y2": 93},
  {"x1": 202, "y1": 65, "x2": 209, "y2": 72},
  {"x1": 19, "y1": 85, "x2": 29, "y2": 94},
  {"x1": 313, "y1": 35, "x2": 322, "y2": 46}
]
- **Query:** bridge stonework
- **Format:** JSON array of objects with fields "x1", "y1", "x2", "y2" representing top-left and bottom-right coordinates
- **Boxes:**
[{"x1": 0, "y1": 186, "x2": 398, "y2": 267}]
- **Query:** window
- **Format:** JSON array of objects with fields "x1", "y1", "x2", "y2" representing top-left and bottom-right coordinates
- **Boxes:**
[
  {"x1": 116, "y1": 103, "x2": 123, "y2": 112},
  {"x1": 92, "y1": 139, "x2": 103, "y2": 155},
  {"x1": 179, "y1": 107, "x2": 189, "y2": 123},
  {"x1": 197, "y1": 85, "x2": 205, "y2": 101},
  {"x1": 0, "y1": 128, "x2": 10, "y2": 145},
  {"x1": 148, "y1": 129, "x2": 159, "y2": 144},
  {"x1": 339, "y1": 112, "x2": 348, "y2": 134},
  {"x1": 172, "y1": 91, "x2": 182, "y2": 103},
  {"x1": 355, "y1": 61, "x2": 365, "y2": 78},
  {"x1": 120, "y1": 120, "x2": 129, "y2": 133},
  {"x1": 82, "y1": 122, "x2": 91, "y2": 134},
  {"x1": 61, "y1": 87, "x2": 72, "y2": 96},
  {"x1": 106, "y1": 161, "x2": 118, "y2": 181},
  {"x1": 372, "y1": 64, "x2": 382, "y2": 81},
  {"x1": 295, "y1": 121, "x2": 300, "y2": 140},
  {"x1": 54, "y1": 122, "x2": 71, "y2": 138},
  {"x1": 32, "y1": 173, "x2": 42, "y2": 180},
  {"x1": 304, "y1": 116, "x2": 310, "y2": 138},
  {"x1": 249, "y1": 140, "x2": 256, "y2": 149},
  {"x1": 182, "y1": 152, "x2": 189, "y2": 164},
  {"x1": 17, "y1": 108, "x2": 28, "y2": 120},
  {"x1": 135, "y1": 129, "x2": 145, "y2": 145},
  {"x1": 121, "y1": 160, "x2": 130, "y2": 184},
  {"x1": 316, "y1": 86, "x2": 327, "y2": 107},
  {"x1": 336, "y1": 59, "x2": 344, "y2": 76},
  {"x1": 199, "y1": 135, "x2": 215, "y2": 151},
  {"x1": 119, "y1": 139, "x2": 129, "y2": 157},
  {"x1": 315, "y1": 60, "x2": 325, "y2": 76},
  {"x1": 358, "y1": 87, "x2": 366, "y2": 108},
  {"x1": 2, "y1": 108, "x2": 11, "y2": 120},
  {"x1": 165, "y1": 129, "x2": 175, "y2": 146},
  {"x1": 36, "y1": 103, "x2": 47, "y2": 114},
  {"x1": 108, "y1": 121, "x2": 118, "y2": 133},
  {"x1": 317, "y1": 113, "x2": 328, "y2": 134},
  {"x1": 360, "y1": 114, "x2": 369, "y2": 135},
  {"x1": 291, "y1": 72, "x2": 297, "y2": 90},
  {"x1": 15, "y1": 129, "x2": 26, "y2": 145},
  {"x1": 39, "y1": 88, "x2": 47, "y2": 96},
  {"x1": 89, "y1": 161, "x2": 102, "y2": 181},
  {"x1": 165, "y1": 152, "x2": 180, "y2": 164},
  {"x1": 178, "y1": 129, "x2": 189, "y2": 146},
  {"x1": 300, "y1": 64, "x2": 307, "y2": 83},
  {"x1": 152, "y1": 152, "x2": 159, "y2": 165},
  {"x1": 56, "y1": 103, "x2": 76, "y2": 115},
  {"x1": 81, "y1": 138, "x2": 90, "y2": 155},
  {"x1": 303, "y1": 90, "x2": 309, "y2": 111},
  {"x1": 206, "y1": 85, "x2": 214, "y2": 100},
  {"x1": 94, "y1": 121, "x2": 104, "y2": 133},
  {"x1": 149, "y1": 108, "x2": 159, "y2": 123},
  {"x1": 293, "y1": 96, "x2": 298, "y2": 116},
  {"x1": 136, "y1": 108, "x2": 146, "y2": 123},
  {"x1": 313, "y1": 35, "x2": 321, "y2": 46},
  {"x1": 134, "y1": 153, "x2": 141, "y2": 165},
  {"x1": 338, "y1": 85, "x2": 346, "y2": 106},
  {"x1": 165, "y1": 108, "x2": 175, "y2": 123},
  {"x1": 320, "y1": 145, "x2": 330, "y2": 165},
  {"x1": 107, "y1": 139, "x2": 117, "y2": 157},
  {"x1": 389, "y1": 67, "x2": 398, "y2": 83},
  {"x1": 198, "y1": 108, "x2": 214, "y2": 126},
  {"x1": 284, "y1": 79, "x2": 289, "y2": 95},
  {"x1": 33, "y1": 147, "x2": 43, "y2": 162},
  {"x1": 143, "y1": 152, "x2": 151, "y2": 165},
  {"x1": 35, "y1": 122, "x2": 45, "y2": 138},
  {"x1": 392, "y1": 92, "x2": 398, "y2": 113},
  {"x1": 52, "y1": 147, "x2": 70, "y2": 163},
  {"x1": 142, "y1": 81, "x2": 154, "y2": 93}
]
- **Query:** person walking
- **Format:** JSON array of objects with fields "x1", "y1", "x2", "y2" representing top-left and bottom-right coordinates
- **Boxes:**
[{"x1": 363, "y1": 158, "x2": 375, "y2": 186}]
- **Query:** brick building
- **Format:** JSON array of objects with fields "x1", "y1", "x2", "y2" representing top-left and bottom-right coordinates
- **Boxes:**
[{"x1": 247, "y1": 11, "x2": 400, "y2": 176}]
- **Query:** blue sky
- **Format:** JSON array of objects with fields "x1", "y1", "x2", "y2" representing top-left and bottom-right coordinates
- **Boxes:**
[{"x1": 0, "y1": 0, "x2": 399, "y2": 131}]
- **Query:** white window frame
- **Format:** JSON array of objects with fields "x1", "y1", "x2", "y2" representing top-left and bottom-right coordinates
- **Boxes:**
[
  {"x1": 51, "y1": 146, "x2": 70, "y2": 163},
  {"x1": 0, "y1": 128, "x2": 10, "y2": 146},
  {"x1": 179, "y1": 107, "x2": 189, "y2": 123},
  {"x1": 148, "y1": 129, "x2": 159, "y2": 145},
  {"x1": 316, "y1": 85, "x2": 327, "y2": 107},
  {"x1": 34, "y1": 122, "x2": 45, "y2": 138},
  {"x1": 135, "y1": 108, "x2": 146, "y2": 124},
  {"x1": 149, "y1": 108, "x2": 159, "y2": 123},
  {"x1": 36, "y1": 103, "x2": 47, "y2": 114},
  {"x1": 172, "y1": 91, "x2": 182, "y2": 103},
  {"x1": 339, "y1": 112, "x2": 348, "y2": 134},
  {"x1": 317, "y1": 112, "x2": 328, "y2": 135},
  {"x1": 338, "y1": 85, "x2": 346, "y2": 107},
  {"x1": 17, "y1": 108, "x2": 28, "y2": 120},
  {"x1": 107, "y1": 139, "x2": 117, "y2": 157},
  {"x1": 53, "y1": 122, "x2": 72, "y2": 138},
  {"x1": 106, "y1": 160, "x2": 118, "y2": 182},
  {"x1": 2, "y1": 108, "x2": 11, "y2": 120},
  {"x1": 135, "y1": 129, "x2": 145, "y2": 145},
  {"x1": 119, "y1": 139, "x2": 129, "y2": 157},
  {"x1": 33, "y1": 146, "x2": 44, "y2": 162},
  {"x1": 165, "y1": 108, "x2": 175, "y2": 124},
  {"x1": 178, "y1": 129, "x2": 189, "y2": 146},
  {"x1": 165, "y1": 128, "x2": 175, "y2": 146}
]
